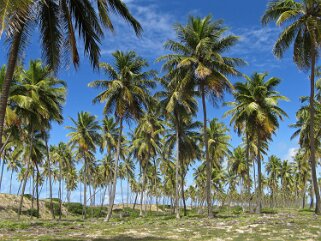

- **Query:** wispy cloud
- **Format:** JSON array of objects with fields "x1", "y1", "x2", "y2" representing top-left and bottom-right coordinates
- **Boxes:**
[
  {"x1": 101, "y1": 3, "x2": 176, "y2": 58},
  {"x1": 283, "y1": 147, "x2": 299, "y2": 162}
]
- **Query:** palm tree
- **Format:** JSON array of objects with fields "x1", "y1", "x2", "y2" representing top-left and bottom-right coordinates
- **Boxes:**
[
  {"x1": 226, "y1": 73, "x2": 287, "y2": 213},
  {"x1": 66, "y1": 112, "x2": 101, "y2": 219},
  {"x1": 0, "y1": 0, "x2": 142, "y2": 151},
  {"x1": 6, "y1": 151, "x2": 22, "y2": 194},
  {"x1": 266, "y1": 155, "x2": 281, "y2": 208},
  {"x1": 11, "y1": 60, "x2": 66, "y2": 219},
  {"x1": 132, "y1": 107, "x2": 164, "y2": 216},
  {"x1": 228, "y1": 146, "x2": 249, "y2": 205},
  {"x1": 157, "y1": 76, "x2": 199, "y2": 218},
  {"x1": 88, "y1": 50, "x2": 156, "y2": 221},
  {"x1": 262, "y1": 0, "x2": 321, "y2": 214},
  {"x1": 159, "y1": 15, "x2": 244, "y2": 218}
]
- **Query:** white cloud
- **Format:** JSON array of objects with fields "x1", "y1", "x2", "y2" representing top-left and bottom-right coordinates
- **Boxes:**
[
  {"x1": 283, "y1": 147, "x2": 299, "y2": 162},
  {"x1": 101, "y1": 3, "x2": 176, "y2": 58}
]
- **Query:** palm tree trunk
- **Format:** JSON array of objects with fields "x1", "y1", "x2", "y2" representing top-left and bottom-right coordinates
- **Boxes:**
[
  {"x1": 105, "y1": 118, "x2": 123, "y2": 221},
  {"x1": 133, "y1": 192, "x2": 138, "y2": 210},
  {"x1": 9, "y1": 169, "x2": 13, "y2": 194},
  {"x1": 0, "y1": 157, "x2": 5, "y2": 192},
  {"x1": 35, "y1": 163, "x2": 40, "y2": 218},
  {"x1": 309, "y1": 45, "x2": 321, "y2": 214},
  {"x1": 181, "y1": 171, "x2": 187, "y2": 216},
  {"x1": 201, "y1": 84, "x2": 214, "y2": 218},
  {"x1": 256, "y1": 135, "x2": 262, "y2": 214},
  {"x1": 245, "y1": 131, "x2": 252, "y2": 212},
  {"x1": 18, "y1": 131, "x2": 34, "y2": 219},
  {"x1": 121, "y1": 179, "x2": 124, "y2": 209},
  {"x1": 59, "y1": 161, "x2": 62, "y2": 220},
  {"x1": 139, "y1": 169, "x2": 145, "y2": 217},
  {"x1": 83, "y1": 156, "x2": 87, "y2": 219},
  {"x1": 45, "y1": 138, "x2": 55, "y2": 219},
  {"x1": 175, "y1": 123, "x2": 180, "y2": 219},
  {"x1": 0, "y1": 29, "x2": 24, "y2": 149}
]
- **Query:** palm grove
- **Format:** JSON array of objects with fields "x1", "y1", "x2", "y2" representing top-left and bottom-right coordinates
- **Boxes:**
[{"x1": 0, "y1": 0, "x2": 320, "y2": 221}]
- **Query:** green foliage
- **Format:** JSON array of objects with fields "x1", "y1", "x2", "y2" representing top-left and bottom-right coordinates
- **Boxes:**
[
  {"x1": 64, "y1": 202, "x2": 83, "y2": 215},
  {"x1": 45, "y1": 201, "x2": 61, "y2": 216},
  {"x1": 22, "y1": 208, "x2": 39, "y2": 218},
  {"x1": 22, "y1": 194, "x2": 33, "y2": 200},
  {"x1": 261, "y1": 208, "x2": 278, "y2": 214}
]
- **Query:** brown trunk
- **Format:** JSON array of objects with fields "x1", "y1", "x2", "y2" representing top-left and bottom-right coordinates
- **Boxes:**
[
  {"x1": 45, "y1": 137, "x2": 55, "y2": 219},
  {"x1": 201, "y1": 84, "x2": 213, "y2": 218},
  {"x1": 0, "y1": 28, "x2": 24, "y2": 149},
  {"x1": 175, "y1": 123, "x2": 180, "y2": 219},
  {"x1": 309, "y1": 45, "x2": 321, "y2": 214},
  {"x1": 105, "y1": 118, "x2": 123, "y2": 221},
  {"x1": 256, "y1": 135, "x2": 262, "y2": 214}
]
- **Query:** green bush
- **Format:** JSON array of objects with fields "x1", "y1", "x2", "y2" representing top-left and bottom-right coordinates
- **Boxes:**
[
  {"x1": 22, "y1": 208, "x2": 39, "y2": 218},
  {"x1": 23, "y1": 194, "x2": 33, "y2": 200},
  {"x1": 45, "y1": 201, "x2": 62, "y2": 216},
  {"x1": 261, "y1": 208, "x2": 278, "y2": 214},
  {"x1": 64, "y1": 202, "x2": 83, "y2": 215},
  {"x1": 299, "y1": 208, "x2": 314, "y2": 213},
  {"x1": 231, "y1": 205, "x2": 243, "y2": 215}
]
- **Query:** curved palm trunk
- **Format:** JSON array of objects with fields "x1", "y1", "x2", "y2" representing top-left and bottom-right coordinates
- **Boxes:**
[
  {"x1": 0, "y1": 29, "x2": 24, "y2": 149},
  {"x1": 0, "y1": 157, "x2": 5, "y2": 192},
  {"x1": 105, "y1": 118, "x2": 123, "y2": 221},
  {"x1": 201, "y1": 85, "x2": 214, "y2": 218},
  {"x1": 309, "y1": 46, "x2": 321, "y2": 214},
  {"x1": 45, "y1": 138, "x2": 55, "y2": 219},
  {"x1": 175, "y1": 124, "x2": 180, "y2": 219},
  {"x1": 18, "y1": 131, "x2": 34, "y2": 219}
]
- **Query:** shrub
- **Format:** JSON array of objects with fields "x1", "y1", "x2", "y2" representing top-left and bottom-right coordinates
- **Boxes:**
[
  {"x1": 23, "y1": 194, "x2": 33, "y2": 200},
  {"x1": 261, "y1": 208, "x2": 278, "y2": 214},
  {"x1": 22, "y1": 208, "x2": 39, "y2": 218},
  {"x1": 64, "y1": 202, "x2": 83, "y2": 215},
  {"x1": 45, "y1": 201, "x2": 61, "y2": 216}
]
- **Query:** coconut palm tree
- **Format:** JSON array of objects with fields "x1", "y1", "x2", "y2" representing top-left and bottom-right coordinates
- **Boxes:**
[
  {"x1": 157, "y1": 76, "x2": 199, "y2": 218},
  {"x1": 132, "y1": 107, "x2": 164, "y2": 216},
  {"x1": 159, "y1": 15, "x2": 244, "y2": 218},
  {"x1": 10, "y1": 60, "x2": 66, "y2": 219},
  {"x1": 228, "y1": 146, "x2": 249, "y2": 204},
  {"x1": 0, "y1": 0, "x2": 142, "y2": 148},
  {"x1": 226, "y1": 73, "x2": 287, "y2": 213},
  {"x1": 88, "y1": 50, "x2": 156, "y2": 221},
  {"x1": 266, "y1": 155, "x2": 281, "y2": 208},
  {"x1": 262, "y1": 0, "x2": 321, "y2": 214},
  {"x1": 66, "y1": 112, "x2": 101, "y2": 219}
]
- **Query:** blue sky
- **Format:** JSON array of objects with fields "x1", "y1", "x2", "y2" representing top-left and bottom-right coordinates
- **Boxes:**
[{"x1": 0, "y1": 0, "x2": 311, "y2": 202}]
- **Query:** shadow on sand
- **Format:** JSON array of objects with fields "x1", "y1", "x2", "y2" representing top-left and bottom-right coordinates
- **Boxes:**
[{"x1": 51, "y1": 236, "x2": 169, "y2": 241}]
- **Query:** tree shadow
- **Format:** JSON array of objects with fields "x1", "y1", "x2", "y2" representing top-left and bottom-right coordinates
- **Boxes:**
[
  {"x1": 93, "y1": 236, "x2": 169, "y2": 241},
  {"x1": 50, "y1": 236, "x2": 169, "y2": 241}
]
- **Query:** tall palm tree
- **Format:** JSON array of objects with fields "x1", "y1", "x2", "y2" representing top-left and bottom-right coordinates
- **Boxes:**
[
  {"x1": 226, "y1": 73, "x2": 287, "y2": 213},
  {"x1": 66, "y1": 112, "x2": 101, "y2": 219},
  {"x1": 132, "y1": 107, "x2": 164, "y2": 216},
  {"x1": 228, "y1": 146, "x2": 249, "y2": 203},
  {"x1": 262, "y1": 0, "x2": 321, "y2": 214},
  {"x1": 0, "y1": 0, "x2": 142, "y2": 151},
  {"x1": 157, "y1": 76, "x2": 199, "y2": 218},
  {"x1": 266, "y1": 155, "x2": 281, "y2": 208},
  {"x1": 11, "y1": 60, "x2": 66, "y2": 219},
  {"x1": 159, "y1": 15, "x2": 244, "y2": 218},
  {"x1": 88, "y1": 50, "x2": 156, "y2": 221}
]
